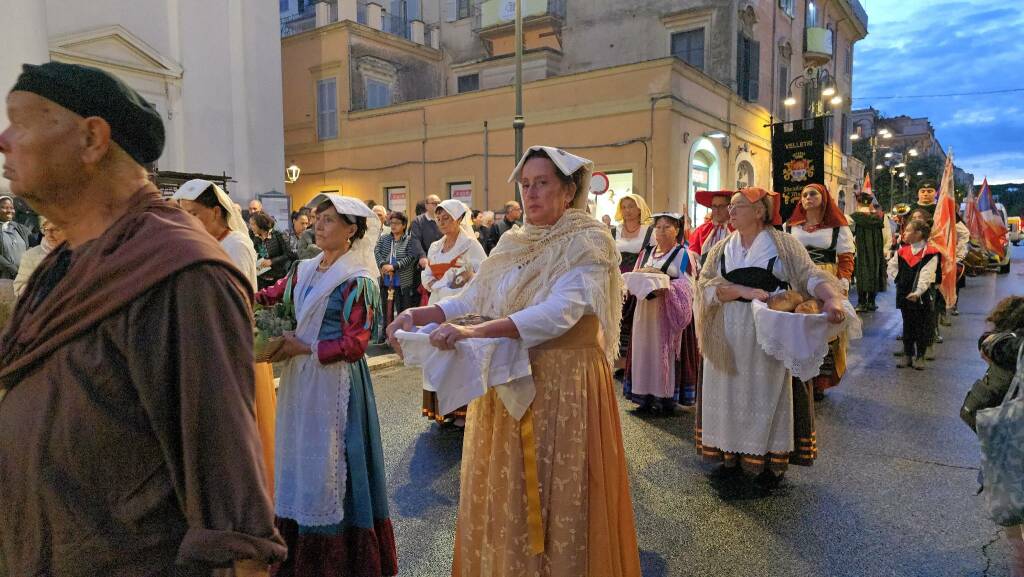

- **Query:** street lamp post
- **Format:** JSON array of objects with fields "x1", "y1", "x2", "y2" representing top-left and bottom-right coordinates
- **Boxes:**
[
  {"x1": 512, "y1": 0, "x2": 524, "y2": 206},
  {"x1": 850, "y1": 126, "x2": 893, "y2": 207},
  {"x1": 783, "y1": 67, "x2": 843, "y2": 119}
]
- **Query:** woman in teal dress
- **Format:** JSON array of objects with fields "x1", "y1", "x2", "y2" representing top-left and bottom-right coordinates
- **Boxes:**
[{"x1": 257, "y1": 194, "x2": 397, "y2": 576}]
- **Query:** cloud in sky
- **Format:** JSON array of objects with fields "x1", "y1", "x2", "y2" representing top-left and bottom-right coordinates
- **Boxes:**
[{"x1": 853, "y1": 1, "x2": 1024, "y2": 184}]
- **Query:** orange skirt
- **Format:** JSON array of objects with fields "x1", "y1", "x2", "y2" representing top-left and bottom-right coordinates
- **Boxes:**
[
  {"x1": 254, "y1": 362, "x2": 277, "y2": 496},
  {"x1": 452, "y1": 315, "x2": 641, "y2": 577}
]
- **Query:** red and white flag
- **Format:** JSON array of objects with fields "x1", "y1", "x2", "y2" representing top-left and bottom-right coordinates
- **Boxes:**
[{"x1": 928, "y1": 150, "x2": 959, "y2": 309}]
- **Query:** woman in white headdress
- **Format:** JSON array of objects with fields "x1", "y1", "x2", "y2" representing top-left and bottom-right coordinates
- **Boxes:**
[
  {"x1": 255, "y1": 194, "x2": 397, "y2": 575},
  {"x1": 173, "y1": 179, "x2": 258, "y2": 290},
  {"x1": 419, "y1": 199, "x2": 487, "y2": 426},
  {"x1": 421, "y1": 199, "x2": 486, "y2": 306},
  {"x1": 173, "y1": 179, "x2": 278, "y2": 495},
  {"x1": 388, "y1": 147, "x2": 641, "y2": 577}
]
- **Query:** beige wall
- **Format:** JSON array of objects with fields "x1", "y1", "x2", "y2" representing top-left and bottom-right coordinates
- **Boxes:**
[{"x1": 282, "y1": 55, "x2": 774, "y2": 217}]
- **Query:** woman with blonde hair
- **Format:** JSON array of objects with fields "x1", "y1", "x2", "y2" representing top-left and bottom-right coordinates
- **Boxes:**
[
  {"x1": 614, "y1": 193, "x2": 654, "y2": 367},
  {"x1": 388, "y1": 146, "x2": 641, "y2": 576}
]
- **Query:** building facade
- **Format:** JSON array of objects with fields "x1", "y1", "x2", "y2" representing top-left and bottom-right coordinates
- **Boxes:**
[
  {"x1": 0, "y1": 0, "x2": 286, "y2": 204},
  {"x1": 852, "y1": 107, "x2": 975, "y2": 196},
  {"x1": 282, "y1": 0, "x2": 868, "y2": 222}
]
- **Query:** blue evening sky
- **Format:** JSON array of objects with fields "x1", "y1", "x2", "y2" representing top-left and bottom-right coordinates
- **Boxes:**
[{"x1": 853, "y1": 1, "x2": 1024, "y2": 184}]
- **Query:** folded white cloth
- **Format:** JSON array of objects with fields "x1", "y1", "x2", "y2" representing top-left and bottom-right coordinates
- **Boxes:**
[
  {"x1": 396, "y1": 326, "x2": 535, "y2": 420},
  {"x1": 623, "y1": 271, "x2": 670, "y2": 300},
  {"x1": 750, "y1": 299, "x2": 862, "y2": 381}
]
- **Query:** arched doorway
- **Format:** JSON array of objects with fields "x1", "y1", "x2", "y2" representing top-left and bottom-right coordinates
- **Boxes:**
[
  {"x1": 688, "y1": 138, "x2": 721, "y2": 226},
  {"x1": 736, "y1": 159, "x2": 755, "y2": 188}
]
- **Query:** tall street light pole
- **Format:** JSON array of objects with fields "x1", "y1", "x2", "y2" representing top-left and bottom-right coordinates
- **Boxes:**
[{"x1": 513, "y1": 0, "x2": 524, "y2": 205}]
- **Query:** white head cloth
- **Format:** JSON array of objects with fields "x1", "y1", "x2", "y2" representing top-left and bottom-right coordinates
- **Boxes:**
[
  {"x1": 437, "y1": 198, "x2": 475, "y2": 237},
  {"x1": 172, "y1": 179, "x2": 248, "y2": 235},
  {"x1": 508, "y1": 145, "x2": 594, "y2": 210},
  {"x1": 306, "y1": 194, "x2": 382, "y2": 280}
]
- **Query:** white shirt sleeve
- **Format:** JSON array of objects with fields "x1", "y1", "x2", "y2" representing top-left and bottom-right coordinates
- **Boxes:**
[
  {"x1": 837, "y1": 225, "x2": 855, "y2": 256},
  {"x1": 436, "y1": 279, "x2": 480, "y2": 320},
  {"x1": 507, "y1": 264, "x2": 601, "y2": 349},
  {"x1": 887, "y1": 252, "x2": 899, "y2": 281},
  {"x1": 955, "y1": 222, "x2": 970, "y2": 261},
  {"x1": 882, "y1": 216, "x2": 894, "y2": 257},
  {"x1": 463, "y1": 237, "x2": 487, "y2": 272},
  {"x1": 421, "y1": 241, "x2": 440, "y2": 289},
  {"x1": 911, "y1": 256, "x2": 938, "y2": 298}
]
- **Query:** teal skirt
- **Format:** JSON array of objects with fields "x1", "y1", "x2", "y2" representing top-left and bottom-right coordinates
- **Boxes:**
[{"x1": 272, "y1": 359, "x2": 397, "y2": 576}]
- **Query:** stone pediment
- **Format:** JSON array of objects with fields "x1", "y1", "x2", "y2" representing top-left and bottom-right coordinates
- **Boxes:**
[{"x1": 49, "y1": 25, "x2": 183, "y2": 79}]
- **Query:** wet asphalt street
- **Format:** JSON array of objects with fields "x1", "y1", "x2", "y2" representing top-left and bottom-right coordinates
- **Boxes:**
[{"x1": 368, "y1": 246, "x2": 1023, "y2": 577}]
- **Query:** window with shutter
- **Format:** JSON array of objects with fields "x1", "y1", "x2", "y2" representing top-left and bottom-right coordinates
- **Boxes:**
[
  {"x1": 671, "y1": 29, "x2": 705, "y2": 71},
  {"x1": 780, "y1": 0, "x2": 795, "y2": 17},
  {"x1": 317, "y1": 78, "x2": 338, "y2": 141},
  {"x1": 457, "y1": 74, "x2": 480, "y2": 93},
  {"x1": 457, "y1": 0, "x2": 470, "y2": 19},
  {"x1": 748, "y1": 38, "x2": 760, "y2": 102},
  {"x1": 366, "y1": 79, "x2": 393, "y2": 109},
  {"x1": 778, "y1": 64, "x2": 789, "y2": 117},
  {"x1": 736, "y1": 35, "x2": 760, "y2": 102}
]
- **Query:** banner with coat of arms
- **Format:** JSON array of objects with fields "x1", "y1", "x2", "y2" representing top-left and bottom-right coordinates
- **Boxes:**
[{"x1": 772, "y1": 117, "x2": 827, "y2": 222}]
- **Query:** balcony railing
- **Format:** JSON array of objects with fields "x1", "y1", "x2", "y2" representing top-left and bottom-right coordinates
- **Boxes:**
[
  {"x1": 477, "y1": 0, "x2": 564, "y2": 30},
  {"x1": 804, "y1": 26, "x2": 833, "y2": 66},
  {"x1": 281, "y1": 0, "x2": 418, "y2": 41}
]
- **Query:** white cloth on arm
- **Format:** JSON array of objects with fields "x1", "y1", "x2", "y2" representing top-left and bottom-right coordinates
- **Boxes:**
[
  {"x1": 427, "y1": 263, "x2": 602, "y2": 419},
  {"x1": 438, "y1": 263, "x2": 601, "y2": 350}
]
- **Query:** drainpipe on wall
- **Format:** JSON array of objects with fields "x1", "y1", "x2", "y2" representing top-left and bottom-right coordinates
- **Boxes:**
[
  {"x1": 648, "y1": 94, "x2": 677, "y2": 209},
  {"x1": 483, "y1": 121, "x2": 490, "y2": 209},
  {"x1": 421, "y1": 108, "x2": 428, "y2": 200}
]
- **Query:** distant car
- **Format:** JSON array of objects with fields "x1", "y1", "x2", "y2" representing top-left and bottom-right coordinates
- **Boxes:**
[
  {"x1": 995, "y1": 203, "x2": 1011, "y2": 274},
  {"x1": 1009, "y1": 216, "x2": 1022, "y2": 246}
]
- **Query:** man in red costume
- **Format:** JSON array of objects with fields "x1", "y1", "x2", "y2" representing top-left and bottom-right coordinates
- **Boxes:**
[{"x1": 688, "y1": 190, "x2": 734, "y2": 256}]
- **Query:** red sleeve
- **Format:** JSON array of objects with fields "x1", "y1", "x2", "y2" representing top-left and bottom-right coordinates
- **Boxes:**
[
  {"x1": 688, "y1": 224, "x2": 708, "y2": 255},
  {"x1": 837, "y1": 253, "x2": 855, "y2": 280},
  {"x1": 254, "y1": 274, "x2": 294, "y2": 306},
  {"x1": 315, "y1": 281, "x2": 373, "y2": 364}
]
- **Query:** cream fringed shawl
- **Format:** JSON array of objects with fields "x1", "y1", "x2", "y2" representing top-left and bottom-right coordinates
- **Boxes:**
[
  {"x1": 470, "y1": 209, "x2": 624, "y2": 363},
  {"x1": 694, "y1": 226, "x2": 842, "y2": 375}
]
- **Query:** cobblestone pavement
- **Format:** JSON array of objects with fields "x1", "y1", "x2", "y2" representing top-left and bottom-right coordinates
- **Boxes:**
[{"x1": 368, "y1": 247, "x2": 1022, "y2": 577}]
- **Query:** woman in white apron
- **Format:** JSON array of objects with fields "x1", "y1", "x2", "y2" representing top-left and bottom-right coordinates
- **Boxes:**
[{"x1": 256, "y1": 194, "x2": 397, "y2": 576}]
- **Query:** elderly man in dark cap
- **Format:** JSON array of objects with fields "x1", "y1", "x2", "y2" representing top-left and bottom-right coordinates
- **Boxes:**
[{"x1": 0, "y1": 62, "x2": 285, "y2": 576}]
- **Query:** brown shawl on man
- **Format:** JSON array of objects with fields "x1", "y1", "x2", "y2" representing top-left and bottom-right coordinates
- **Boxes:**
[
  {"x1": 0, "y1": 186, "x2": 249, "y2": 387},
  {"x1": 0, "y1": 186, "x2": 285, "y2": 576}
]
